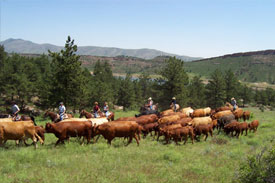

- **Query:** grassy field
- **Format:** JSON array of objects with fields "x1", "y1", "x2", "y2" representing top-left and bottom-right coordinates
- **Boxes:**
[{"x1": 0, "y1": 108, "x2": 274, "y2": 183}]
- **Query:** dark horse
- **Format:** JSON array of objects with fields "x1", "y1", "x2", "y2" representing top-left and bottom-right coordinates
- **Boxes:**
[
  {"x1": 44, "y1": 111, "x2": 73, "y2": 123},
  {"x1": 79, "y1": 110, "x2": 114, "y2": 121},
  {"x1": 135, "y1": 105, "x2": 159, "y2": 117}
]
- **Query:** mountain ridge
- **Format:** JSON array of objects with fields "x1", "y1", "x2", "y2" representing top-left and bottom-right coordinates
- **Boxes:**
[{"x1": 1, "y1": 38, "x2": 201, "y2": 61}]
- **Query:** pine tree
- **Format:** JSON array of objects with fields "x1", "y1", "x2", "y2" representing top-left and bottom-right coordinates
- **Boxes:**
[
  {"x1": 48, "y1": 36, "x2": 84, "y2": 108},
  {"x1": 206, "y1": 69, "x2": 226, "y2": 108},
  {"x1": 239, "y1": 84, "x2": 252, "y2": 107},
  {"x1": 188, "y1": 76, "x2": 206, "y2": 108},
  {"x1": 117, "y1": 73, "x2": 136, "y2": 110},
  {"x1": 157, "y1": 57, "x2": 189, "y2": 108},
  {"x1": 224, "y1": 69, "x2": 239, "y2": 101}
]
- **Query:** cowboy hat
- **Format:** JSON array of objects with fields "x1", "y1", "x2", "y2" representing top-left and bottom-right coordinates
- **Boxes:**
[
  {"x1": 172, "y1": 97, "x2": 176, "y2": 100},
  {"x1": 148, "y1": 97, "x2": 152, "y2": 100}
]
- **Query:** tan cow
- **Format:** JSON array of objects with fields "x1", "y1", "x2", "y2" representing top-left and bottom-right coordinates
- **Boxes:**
[
  {"x1": 180, "y1": 107, "x2": 194, "y2": 117},
  {"x1": 0, "y1": 121, "x2": 43, "y2": 148},
  {"x1": 191, "y1": 117, "x2": 212, "y2": 128}
]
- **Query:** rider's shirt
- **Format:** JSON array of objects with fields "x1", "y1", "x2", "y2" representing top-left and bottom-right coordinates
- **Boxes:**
[
  {"x1": 94, "y1": 105, "x2": 99, "y2": 113},
  {"x1": 59, "y1": 105, "x2": 66, "y2": 114},
  {"x1": 103, "y1": 105, "x2": 109, "y2": 112},
  {"x1": 11, "y1": 104, "x2": 20, "y2": 115}
]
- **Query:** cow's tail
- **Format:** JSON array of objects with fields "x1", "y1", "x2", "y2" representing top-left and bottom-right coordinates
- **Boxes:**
[{"x1": 34, "y1": 132, "x2": 44, "y2": 145}]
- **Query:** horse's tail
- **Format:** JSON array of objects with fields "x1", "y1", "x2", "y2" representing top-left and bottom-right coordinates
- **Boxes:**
[{"x1": 30, "y1": 116, "x2": 37, "y2": 126}]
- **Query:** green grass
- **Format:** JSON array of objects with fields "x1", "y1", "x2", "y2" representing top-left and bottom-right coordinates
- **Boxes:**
[{"x1": 0, "y1": 108, "x2": 274, "y2": 183}]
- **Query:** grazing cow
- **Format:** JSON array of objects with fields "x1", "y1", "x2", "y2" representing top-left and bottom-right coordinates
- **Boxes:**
[
  {"x1": 0, "y1": 121, "x2": 43, "y2": 148},
  {"x1": 248, "y1": 120, "x2": 259, "y2": 133},
  {"x1": 224, "y1": 121, "x2": 239, "y2": 137},
  {"x1": 191, "y1": 117, "x2": 212, "y2": 128},
  {"x1": 243, "y1": 111, "x2": 251, "y2": 121},
  {"x1": 217, "y1": 114, "x2": 236, "y2": 134},
  {"x1": 193, "y1": 124, "x2": 213, "y2": 141},
  {"x1": 168, "y1": 126, "x2": 194, "y2": 145},
  {"x1": 233, "y1": 108, "x2": 244, "y2": 121},
  {"x1": 95, "y1": 121, "x2": 140, "y2": 146},
  {"x1": 45, "y1": 121, "x2": 93, "y2": 146},
  {"x1": 180, "y1": 107, "x2": 194, "y2": 117},
  {"x1": 158, "y1": 124, "x2": 182, "y2": 143},
  {"x1": 235, "y1": 122, "x2": 248, "y2": 138}
]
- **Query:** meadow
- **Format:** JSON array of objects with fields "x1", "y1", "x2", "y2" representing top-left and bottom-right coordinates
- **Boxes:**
[{"x1": 0, "y1": 108, "x2": 274, "y2": 183}]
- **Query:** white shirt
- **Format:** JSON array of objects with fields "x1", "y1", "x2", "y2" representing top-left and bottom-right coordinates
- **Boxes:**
[
  {"x1": 59, "y1": 105, "x2": 66, "y2": 114},
  {"x1": 11, "y1": 104, "x2": 20, "y2": 114}
]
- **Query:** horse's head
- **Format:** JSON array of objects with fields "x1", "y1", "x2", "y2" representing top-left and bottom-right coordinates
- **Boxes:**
[
  {"x1": 44, "y1": 111, "x2": 49, "y2": 118},
  {"x1": 79, "y1": 110, "x2": 85, "y2": 118}
]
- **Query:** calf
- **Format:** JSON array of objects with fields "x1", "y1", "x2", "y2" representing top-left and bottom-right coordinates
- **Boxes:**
[
  {"x1": 235, "y1": 122, "x2": 248, "y2": 138},
  {"x1": 243, "y1": 111, "x2": 251, "y2": 121},
  {"x1": 248, "y1": 120, "x2": 259, "y2": 133},
  {"x1": 45, "y1": 121, "x2": 93, "y2": 146}
]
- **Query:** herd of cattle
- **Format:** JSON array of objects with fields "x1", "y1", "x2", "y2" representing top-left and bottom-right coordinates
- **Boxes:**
[{"x1": 0, "y1": 105, "x2": 260, "y2": 148}]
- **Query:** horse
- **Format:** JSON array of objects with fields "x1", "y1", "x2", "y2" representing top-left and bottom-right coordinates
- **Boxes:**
[
  {"x1": 80, "y1": 110, "x2": 114, "y2": 121},
  {"x1": 79, "y1": 110, "x2": 94, "y2": 118},
  {"x1": 225, "y1": 102, "x2": 238, "y2": 111},
  {"x1": 135, "y1": 105, "x2": 159, "y2": 117},
  {"x1": 44, "y1": 111, "x2": 73, "y2": 123},
  {"x1": 170, "y1": 104, "x2": 180, "y2": 111}
]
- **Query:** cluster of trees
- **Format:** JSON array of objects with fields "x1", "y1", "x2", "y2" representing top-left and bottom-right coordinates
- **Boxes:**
[{"x1": 0, "y1": 36, "x2": 274, "y2": 113}]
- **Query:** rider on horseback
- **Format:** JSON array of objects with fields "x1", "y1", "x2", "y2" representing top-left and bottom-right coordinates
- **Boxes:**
[
  {"x1": 231, "y1": 97, "x2": 237, "y2": 111},
  {"x1": 103, "y1": 102, "x2": 110, "y2": 117},
  {"x1": 11, "y1": 101, "x2": 20, "y2": 121},
  {"x1": 147, "y1": 97, "x2": 153, "y2": 111},
  {"x1": 171, "y1": 97, "x2": 177, "y2": 112},
  {"x1": 93, "y1": 102, "x2": 100, "y2": 118},
  {"x1": 59, "y1": 102, "x2": 66, "y2": 121}
]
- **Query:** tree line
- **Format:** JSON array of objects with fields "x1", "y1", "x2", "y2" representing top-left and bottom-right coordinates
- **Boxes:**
[{"x1": 0, "y1": 36, "x2": 274, "y2": 113}]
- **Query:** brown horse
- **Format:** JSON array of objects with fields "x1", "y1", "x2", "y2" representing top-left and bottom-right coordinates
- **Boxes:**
[
  {"x1": 44, "y1": 111, "x2": 73, "y2": 123},
  {"x1": 80, "y1": 110, "x2": 114, "y2": 121},
  {"x1": 79, "y1": 110, "x2": 94, "y2": 118}
]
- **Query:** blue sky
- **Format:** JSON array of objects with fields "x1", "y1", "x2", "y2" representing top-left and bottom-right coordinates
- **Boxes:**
[{"x1": 1, "y1": 0, "x2": 275, "y2": 58}]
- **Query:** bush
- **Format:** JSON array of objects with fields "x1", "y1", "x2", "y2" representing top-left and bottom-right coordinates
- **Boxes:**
[{"x1": 233, "y1": 146, "x2": 275, "y2": 183}]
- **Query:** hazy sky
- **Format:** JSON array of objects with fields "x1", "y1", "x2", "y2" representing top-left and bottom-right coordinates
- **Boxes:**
[{"x1": 1, "y1": 0, "x2": 275, "y2": 58}]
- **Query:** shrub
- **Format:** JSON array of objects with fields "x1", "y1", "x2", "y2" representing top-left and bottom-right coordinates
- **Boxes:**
[{"x1": 233, "y1": 146, "x2": 275, "y2": 183}]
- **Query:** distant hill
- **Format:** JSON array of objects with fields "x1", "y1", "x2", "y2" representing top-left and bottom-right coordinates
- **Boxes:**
[
  {"x1": 1, "y1": 38, "x2": 201, "y2": 61},
  {"x1": 185, "y1": 50, "x2": 275, "y2": 84}
]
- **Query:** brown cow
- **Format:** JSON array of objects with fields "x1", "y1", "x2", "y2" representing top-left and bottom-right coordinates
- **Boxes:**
[
  {"x1": 45, "y1": 121, "x2": 93, "y2": 146},
  {"x1": 158, "y1": 124, "x2": 182, "y2": 143},
  {"x1": 115, "y1": 116, "x2": 137, "y2": 121},
  {"x1": 158, "y1": 115, "x2": 181, "y2": 124},
  {"x1": 160, "y1": 109, "x2": 175, "y2": 117},
  {"x1": 212, "y1": 110, "x2": 233, "y2": 120},
  {"x1": 193, "y1": 124, "x2": 213, "y2": 141},
  {"x1": 248, "y1": 120, "x2": 259, "y2": 133},
  {"x1": 191, "y1": 107, "x2": 211, "y2": 118},
  {"x1": 233, "y1": 108, "x2": 244, "y2": 121},
  {"x1": 141, "y1": 122, "x2": 158, "y2": 138},
  {"x1": 235, "y1": 122, "x2": 248, "y2": 138},
  {"x1": 224, "y1": 121, "x2": 239, "y2": 136},
  {"x1": 0, "y1": 121, "x2": 43, "y2": 148},
  {"x1": 243, "y1": 111, "x2": 251, "y2": 121},
  {"x1": 215, "y1": 106, "x2": 231, "y2": 112},
  {"x1": 95, "y1": 121, "x2": 140, "y2": 146},
  {"x1": 168, "y1": 126, "x2": 194, "y2": 145}
]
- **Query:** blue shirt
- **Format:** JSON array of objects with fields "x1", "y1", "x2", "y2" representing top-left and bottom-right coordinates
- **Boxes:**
[{"x1": 59, "y1": 105, "x2": 66, "y2": 114}]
